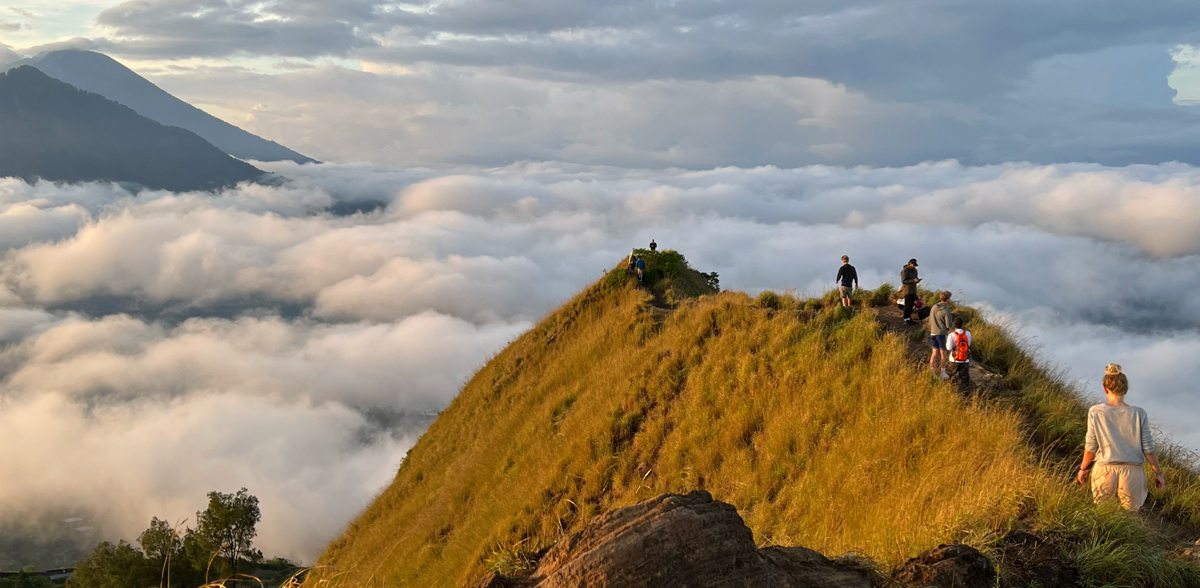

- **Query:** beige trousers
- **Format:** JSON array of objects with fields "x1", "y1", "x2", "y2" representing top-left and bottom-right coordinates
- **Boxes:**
[{"x1": 1091, "y1": 463, "x2": 1148, "y2": 511}]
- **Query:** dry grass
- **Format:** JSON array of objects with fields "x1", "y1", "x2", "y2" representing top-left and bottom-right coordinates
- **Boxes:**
[{"x1": 304, "y1": 259, "x2": 1200, "y2": 588}]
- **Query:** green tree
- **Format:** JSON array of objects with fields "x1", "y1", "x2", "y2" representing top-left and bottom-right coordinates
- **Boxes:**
[
  {"x1": 0, "y1": 570, "x2": 52, "y2": 588},
  {"x1": 138, "y1": 517, "x2": 192, "y2": 587},
  {"x1": 186, "y1": 488, "x2": 263, "y2": 580},
  {"x1": 65, "y1": 541, "x2": 151, "y2": 588}
]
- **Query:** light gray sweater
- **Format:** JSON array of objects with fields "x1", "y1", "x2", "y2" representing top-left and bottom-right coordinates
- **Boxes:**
[{"x1": 1085, "y1": 404, "x2": 1155, "y2": 464}]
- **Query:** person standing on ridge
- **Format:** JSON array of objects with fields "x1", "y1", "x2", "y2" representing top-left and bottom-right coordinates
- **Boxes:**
[
  {"x1": 928, "y1": 291, "x2": 954, "y2": 378},
  {"x1": 628, "y1": 249, "x2": 638, "y2": 273},
  {"x1": 1076, "y1": 364, "x2": 1165, "y2": 511},
  {"x1": 901, "y1": 258, "x2": 921, "y2": 325},
  {"x1": 649, "y1": 239, "x2": 657, "y2": 252},
  {"x1": 946, "y1": 317, "x2": 972, "y2": 394},
  {"x1": 836, "y1": 255, "x2": 858, "y2": 307},
  {"x1": 636, "y1": 255, "x2": 646, "y2": 282}
]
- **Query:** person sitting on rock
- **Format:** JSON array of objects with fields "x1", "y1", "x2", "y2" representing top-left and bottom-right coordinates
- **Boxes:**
[
  {"x1": 945, "y1": 317, "x2": 971, "y2": 394},
  {"x1": 1076, "y1": 364, "x2": 1166, "y2": 510}
]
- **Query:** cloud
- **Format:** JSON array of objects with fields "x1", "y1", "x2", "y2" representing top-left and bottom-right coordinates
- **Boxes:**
[
  {"x1": 0, "y1": 389, "x2": 420, "y2": 560},
  {"x1": 4, "y1": 160, "x2": 1200, "y2": 561},
  {"x1": 0, "y1": 309, "x2": 524, "y2": 560},
  {"x1": 135, "y1": 51, "x2": 1199, "y2": 169},
  {"x1": 95, "y1": 0, "x2": 377, "y2": 58},
  {"x1": 990, "y1": 308, "x2": 1200, "y2": 453},
  {"x1": 0, "y1": 41, "x2": 23, "y2": 64},
  {"x1": 92, "y1": 0, "x2": 1200, "y2": 100},
  {"x1": 0, "y1": 312, "x2": 524, "y2": 408},
  {"x1": 7, "y1": 161, "x2": 1200, "y2": 324},
  {"x1": 4, "y1": 0, "x2": 1184, "y2": 167},
  {"x1": 147, "y1": 66, "x2": 920, "y2": 168}
]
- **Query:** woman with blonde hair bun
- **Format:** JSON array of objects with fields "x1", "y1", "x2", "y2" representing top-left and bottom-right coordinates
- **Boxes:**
[{"x1": 1076, "y1": 364, "x2": 1165, "y2": 510}]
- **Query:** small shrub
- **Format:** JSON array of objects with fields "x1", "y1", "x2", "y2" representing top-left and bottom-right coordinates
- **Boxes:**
[{"x1": 757, "y1": 291, "x2": 783, "y2": 310}]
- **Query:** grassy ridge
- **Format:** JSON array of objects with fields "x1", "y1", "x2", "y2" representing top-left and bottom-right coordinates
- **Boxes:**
[{"x1": 307, "y1": 254, "x2": 1200, "y2": 588}]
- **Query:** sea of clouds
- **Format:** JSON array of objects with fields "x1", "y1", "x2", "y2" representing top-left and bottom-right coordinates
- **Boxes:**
[{"x1": 3, "y1": 159, "x2": 1200, "y2": 561}]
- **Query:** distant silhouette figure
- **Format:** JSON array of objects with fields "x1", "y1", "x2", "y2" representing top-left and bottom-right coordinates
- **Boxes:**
[{"x1": 649, "y1": 239, "x2": 658, "y2": 252}]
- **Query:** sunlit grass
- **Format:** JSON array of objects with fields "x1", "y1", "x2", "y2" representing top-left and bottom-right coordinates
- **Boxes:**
[{"x1": 305, "y1": 257, "x2": 1200, "y2": 588}]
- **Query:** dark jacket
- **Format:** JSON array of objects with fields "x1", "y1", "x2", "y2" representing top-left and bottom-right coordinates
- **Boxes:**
[
  {"x1": 901, "y1": 265, "x2": 919, "y2": 295},
  {"x1": 836, "y1": 264, "x2": 858, "y2": 287}
]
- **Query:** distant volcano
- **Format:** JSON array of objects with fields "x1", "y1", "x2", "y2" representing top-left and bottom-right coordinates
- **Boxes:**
[
  {"x1": 1, "y1": 65, "x2": 264, "y2": 191},
  {"x1": 2, "y1": 49, "x2": 315, "y2": 164}
]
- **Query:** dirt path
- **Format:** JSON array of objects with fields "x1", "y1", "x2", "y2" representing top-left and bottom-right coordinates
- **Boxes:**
[
  {"x1": 873, "y1": 303, "x2": 1200, "y2": 550},
  {"x1": 872, "y1": 303, "x2": 1000, "y2": 392}
]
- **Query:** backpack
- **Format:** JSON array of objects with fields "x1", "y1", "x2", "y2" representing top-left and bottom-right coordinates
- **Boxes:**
[{"x1": 953, "y1": 331, "x2": 970, "y2": 362}]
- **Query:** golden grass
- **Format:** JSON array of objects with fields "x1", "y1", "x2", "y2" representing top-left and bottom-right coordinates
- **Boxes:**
[
  {"x1": 302, "y1": 259, "x2": 1200, "y2": 588},
  {"x1": 302, "y1": 268, "x2": 1065, "y2": 587}
]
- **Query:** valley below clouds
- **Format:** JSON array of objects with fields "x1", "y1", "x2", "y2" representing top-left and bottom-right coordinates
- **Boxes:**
[{"x1": 3, "y1": 159, "x2": 1200, "y2": 561}]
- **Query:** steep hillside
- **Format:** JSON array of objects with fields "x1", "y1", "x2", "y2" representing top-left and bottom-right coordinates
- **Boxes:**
[
  {"x1": 308, "y1": 251, "x2": 1200, "y2": 588},
  {"x1": 0, "y1": 66, "x2": 263, "y2": 191},
  {"x1": 3, "y1": 50, "x2": 315, "y2": 164}
]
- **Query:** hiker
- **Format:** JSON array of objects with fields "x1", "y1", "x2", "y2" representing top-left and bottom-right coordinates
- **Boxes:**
[
  {"x1": 928, "y1": 291, "x2": 953, "y2": 378},
  {"x1": 1076, "y1": 364, "x2": 1165, "y2": 511},
  {"x1": 636, "y1": 255, "x2": 646, "y2": 282},
  {"x1": 627, "y1": 250, "x2": 638, "y2": 273},
  {"x1": 946, "y1": 317, "x2": 971, "y2": 394},
  {"x1": 836, "y1": 255, "x2": 858, "y2": 307},
  {"x1": 649, "y1": 239, "x2": 658, "y2": 252},
  {"x1": 901, "y1": 259, "x2": 921, "y2": 325}
]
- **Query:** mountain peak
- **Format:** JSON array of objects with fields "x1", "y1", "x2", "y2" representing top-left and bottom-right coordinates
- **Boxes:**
[
  {"x1": 2, "y1": 49, "x2": 315, "y2": 164},
  {"x1": 1, "y1": 65, "x2": 264, "y2": 191}
]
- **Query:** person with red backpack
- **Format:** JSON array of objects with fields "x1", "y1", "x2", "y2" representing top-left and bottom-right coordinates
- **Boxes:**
[{"x1": 946, "y1": 317, "x2": 972, "y2": 394}]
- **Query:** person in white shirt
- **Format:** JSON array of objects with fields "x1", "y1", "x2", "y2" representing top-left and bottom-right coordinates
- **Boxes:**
[
  {"x1": 945, "y1": 317, "x2": 971, "y2": 394},
  {"x1": 1076, "y1": 364, "x2": 1165, "y2": 511}
]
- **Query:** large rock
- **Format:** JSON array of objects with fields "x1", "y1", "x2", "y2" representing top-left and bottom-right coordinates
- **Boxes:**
[
  {"x1": 893, "y1": 543, "x2": 995, "y2": 588},
  {"x1": 991, "y1": 531, "x2": 1078, "y2": 588},
  {"x1": 472, "y1": 491, "x2": 873, "y2": 588}
]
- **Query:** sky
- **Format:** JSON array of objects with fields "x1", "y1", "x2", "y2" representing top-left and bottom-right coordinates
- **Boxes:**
[
  {"x1": 4, "y1": 0, "x2": 1200, "y2": 168},
  {"x1": 3, "y1": 0, "x2": 1200, "y2": 566}
]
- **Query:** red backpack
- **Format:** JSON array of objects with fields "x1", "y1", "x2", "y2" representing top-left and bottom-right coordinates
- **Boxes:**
[{"x1": 953, "y1": 331, "x2": 970, "y2": 362}]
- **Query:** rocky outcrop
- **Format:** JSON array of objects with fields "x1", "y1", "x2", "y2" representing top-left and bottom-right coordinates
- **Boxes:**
[
  {"x1": 893, "y1": 543, "x2": 995, "y2": 588},
  {"x1": 471, "y1": 490, "x2": 874, "y2": 588},
  {"x1": 990, "y1": 531, "x2": 1079, "y2": 588}
]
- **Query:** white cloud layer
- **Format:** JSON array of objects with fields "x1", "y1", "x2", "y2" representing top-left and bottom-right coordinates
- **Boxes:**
[{"x1": 3, "y1": 160, "x2": 1200, "y2": 561}]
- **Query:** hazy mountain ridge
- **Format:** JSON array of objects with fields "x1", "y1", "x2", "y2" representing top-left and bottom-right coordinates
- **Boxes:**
[
  {"x1": 2, "y1": 50, "x2": 315, "y2": 164},
  {"x1": 0, "y1": 66, "x2": 264, "y2": 191}
]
